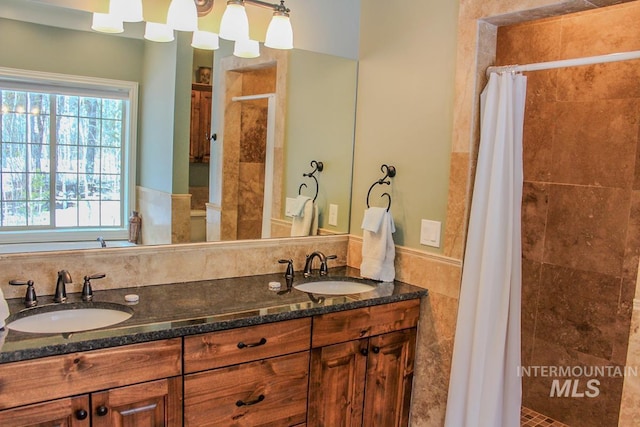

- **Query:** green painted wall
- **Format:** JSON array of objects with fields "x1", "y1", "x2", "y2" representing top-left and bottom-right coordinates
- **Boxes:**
[
  {"x1": 284, "y1": 49, "x2": 357, "y2": 232},
  {"x1": 0, "y1": 17, "x2": 143, "y2": 82},
  {"x1": 351, "y1": 0, "x2": 459, "y2": 251},
  {"x1": 138, "y1": 39, "x2": 177, "y2": 194},
  {"x1": 171, "y1": 32, "x2": 193, "y2": 195}
]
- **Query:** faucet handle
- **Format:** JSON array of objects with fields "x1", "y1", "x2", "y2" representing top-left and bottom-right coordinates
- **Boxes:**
[
  {"x1": 320, "y1": 255, "x2": 337, "y2": 276},
  {"x1": 9, "y1": 279, "x2": 37, "y2": 308},
  {"x1": 278, "y1": 259, "x2": 294, "y2": 279},
  {"x1": 82, "y1": 273, "x2": 106, "y2": 302}
]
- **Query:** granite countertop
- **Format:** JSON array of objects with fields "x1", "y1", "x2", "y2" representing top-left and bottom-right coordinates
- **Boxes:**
[{"x1": 0, "y1": 267, "x2": 427, "y2": 364}]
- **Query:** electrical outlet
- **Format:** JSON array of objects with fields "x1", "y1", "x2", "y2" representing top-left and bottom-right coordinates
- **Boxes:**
[
  {"x1": 285, "y1": 197, "x2": 297, "y2": 217},
  {"x1": 329, "y1": 204, "x2": 338, "y2": 226},
  {"x1": 420, "y1": 219, "x2": 441, "y2": 248}
]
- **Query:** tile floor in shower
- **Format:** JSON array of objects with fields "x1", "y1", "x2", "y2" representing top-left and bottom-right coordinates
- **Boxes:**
[{"x1": 521, "y1": 407, "x2": 570, "y2": 427}]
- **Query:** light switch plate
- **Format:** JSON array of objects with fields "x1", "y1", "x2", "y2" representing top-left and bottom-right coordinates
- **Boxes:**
[
  {"x1": 285, "y1": 197, "x2": 297, "y2": 217},
  {"x1": 420, "y1": 219, "x2": 441, "y2": 248},
  {"x1": 328, "y1": 204, "x2": 339, "y2": 226}
]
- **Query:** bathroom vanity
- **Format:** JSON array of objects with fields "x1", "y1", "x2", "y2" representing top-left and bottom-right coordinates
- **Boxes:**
[{"x1": 0, "y1": 270, "x2": 426, "y2": 426}]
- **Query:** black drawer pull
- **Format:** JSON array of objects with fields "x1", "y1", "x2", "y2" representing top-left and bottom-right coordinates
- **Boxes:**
[
  {"x1": 360, "y1": 348, "x2": 368, "y2": 356},
  {"x1": 75, "y1": 409, "x2": 88, "y2": 420},
  {"x1": 372, "y1": 346, "x2": 380, "y2": 354},
  {"x1": 237, "y1": 337, "x2": 267, "y2": 349},
  {"x1": 96, "y1": 405, "x2": 109, "y2": 416},
  {"x1": 236, "y1": 394, "x2": 265, "y2": 407}
]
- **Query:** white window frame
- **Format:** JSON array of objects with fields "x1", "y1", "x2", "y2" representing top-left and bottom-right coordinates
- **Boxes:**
[{"x1": 0, "y1": 66, "x2": 138, "y2": 244}]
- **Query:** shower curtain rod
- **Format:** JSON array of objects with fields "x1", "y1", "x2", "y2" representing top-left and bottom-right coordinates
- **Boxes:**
[{"x1": 486, "y1": 49, "x2": 640, "y2": 76}]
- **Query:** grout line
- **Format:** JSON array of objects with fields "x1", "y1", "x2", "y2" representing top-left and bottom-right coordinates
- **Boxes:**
[{"x1": 521, "y1": 406, "x2": 570, "y2": 427}]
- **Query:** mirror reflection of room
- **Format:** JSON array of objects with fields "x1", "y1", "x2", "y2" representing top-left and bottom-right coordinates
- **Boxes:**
[
  {"x1": 0, "y1": 0, "x2": 357, "y2": 253},
  {"x1": 189, "y1": 49, "x2": 213, "y2": 243}
]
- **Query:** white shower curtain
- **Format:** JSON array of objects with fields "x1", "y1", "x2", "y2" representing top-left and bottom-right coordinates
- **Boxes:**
[{"x1": 444, "y1": 71, "x2": 527, "y2": 427}]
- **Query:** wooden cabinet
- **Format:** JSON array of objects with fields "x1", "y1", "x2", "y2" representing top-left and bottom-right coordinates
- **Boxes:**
[
  {"x1": 92, "y1": 377, "x2": 182, "y2": 427},
  {"x1": 308, "y1": 299, "x2": 420, "y2": 427},
  {"x1": 183, "y1": 318, "x2": 311, "y2": 427},
  {"x1": 0, "y1": 339, "x2": 182, "y2": 427},
  {"x1": 0, "y1": 378, "x2": 182, "y2": 427},
  {"x1": 0, "y1": 299, "x2": 421, "y2": 427},
  {"x1": 190, "y1": 83, "x2": 212, "y2": 163},
  {"x1": 0, "y1": 395, "x2": 90, "y2": 427}
]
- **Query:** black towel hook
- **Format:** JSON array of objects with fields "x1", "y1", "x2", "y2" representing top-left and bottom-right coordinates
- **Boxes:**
[
  {"x1": 366, "y1": 164, "x2": 396, "y2": 211},
  {"x1": 298, "y1": 160, "x2": 324, "y2": 202}
]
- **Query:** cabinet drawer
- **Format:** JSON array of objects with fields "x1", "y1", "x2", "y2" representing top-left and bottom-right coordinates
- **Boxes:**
[
  {"x1": 0, "y1": 338, "x2": 182, "y2": 410},
  {"x1": 311, "y1": 299, "x2": 420, "y2": 348},
  {"x1": 184, "y1": 351, "x2": 309, "y2": 427},
  {"x1": 184, "y1": 317, "x2": 311, "y2": 373}
]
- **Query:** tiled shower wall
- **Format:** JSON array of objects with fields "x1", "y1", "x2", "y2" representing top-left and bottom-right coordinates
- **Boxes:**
[
  {"x1": 221, "y1": 67, "x2": 275, "y2": 240},
  {"x1": 496, "y1": 3, "x2": 640, "y2": 425},
  {"x1": 237, "y1": 98, "x2": 268, "y2": 240}
]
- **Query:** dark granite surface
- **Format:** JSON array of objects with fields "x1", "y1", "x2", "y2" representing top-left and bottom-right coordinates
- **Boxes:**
[{"x1": 0, "y1": 267, "x2": 427, "y2": 364}]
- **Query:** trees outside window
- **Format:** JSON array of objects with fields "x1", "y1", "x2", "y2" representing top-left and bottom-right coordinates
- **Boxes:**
[{"x1": 0, "y1": 68, "x2": 136, "y2": 242}]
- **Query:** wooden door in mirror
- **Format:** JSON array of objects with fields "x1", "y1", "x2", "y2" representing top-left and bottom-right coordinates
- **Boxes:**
[{"x1": 190, "y1": 83, "x2": 213, "y2": 163}]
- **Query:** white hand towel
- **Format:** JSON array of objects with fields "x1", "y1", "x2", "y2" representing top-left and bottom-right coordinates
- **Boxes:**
[
  {"x1": 291, "y1": 197, "x2": 314, "y2": 236},
  {"x1": 0, "y1": 286, "x2": 10, "y2": 329},
  {"x1": 291, "y1": 195, "x2": 311, "y2": 217},
  {"x1": 361, "y1": 206, "x2": 386, "y2": 232},
  {"x1": 360, "y1": 209, "x2": 396, "y2": 282}
]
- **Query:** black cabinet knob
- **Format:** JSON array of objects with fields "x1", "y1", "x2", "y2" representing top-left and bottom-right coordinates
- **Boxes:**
[
  {"x1": 96, "y1": 405, "x2": 109, "y2": 416},
  {"x1": 372, "y1": 346, "x2": 380, "y2": 354},
  {"x1": 360, "y1": 348, "x2": 368, "y2": 356},
  {"x1": 75, "y1": 409, "x2": 88, "y2": 420}
]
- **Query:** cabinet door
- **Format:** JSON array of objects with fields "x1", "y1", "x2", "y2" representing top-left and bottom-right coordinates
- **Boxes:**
[
  {"x1": 362, "y1": 329, "x2": 416, "y2": 427},
  {"x1": 307, "y1": 339, "x2": 368, "y2": 427},
  {"x1": 199, "y1": 90, "x2": 212, "y2": 163},
  {"x1": 189, "y1": 86, "x2": 213, "y2": 163},
  {"x1": 0, "y1": 395, "x2": 90, "y2": 427},
  {"x1": 190, "y1": 90, "x2": 202, "y2": 162},
  {"x1": 92, "y1": 377, "x2": 182, "y2": 427}
]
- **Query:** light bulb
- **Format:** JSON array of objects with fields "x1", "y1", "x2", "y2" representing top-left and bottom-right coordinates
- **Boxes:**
[
  {"x1": 192, "y1": 31, "x2": 220, "y2": 50},
  {"x1": 144, "y1": 22, "x2": 175, "y2": 42},
  {"x1": 265, "y1": 12, "x2": 293, "y2": 49},
  {"x1": 167, "y1": 0, "x2": 198, "y2": 32},
  {"x1": 91, "y1": 13, "x2": 124, "y2": 34},
  {"x1": 219, "y1": 1, "x2": 249, "y2": 41},
  {"x1": 233, "y1": 39, "x2": 260, "y2": 58}
]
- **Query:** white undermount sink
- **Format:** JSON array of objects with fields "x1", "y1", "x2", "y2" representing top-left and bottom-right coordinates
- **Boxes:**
[
  {"x1": 6, "y1": 301, "x2": 133, "y2": 334},
  {"x1": 293, "y1": 280, "x2": 376, "y2": 295}
]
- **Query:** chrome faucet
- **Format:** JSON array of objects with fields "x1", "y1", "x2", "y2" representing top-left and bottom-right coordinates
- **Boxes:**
[
  {"x1": 54, "y1": 270, "x2": 72, "y2": 303},
  {"x1": 303, "y1": 251, "x2": 336, "y2": 277}
]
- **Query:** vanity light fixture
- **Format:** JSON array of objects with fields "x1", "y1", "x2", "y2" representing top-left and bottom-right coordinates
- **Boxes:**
[
  {"x1": 191, "y1": 30, "x2": 220, "y2": 50},
  {"x1": 91, "y1": 12, "x2": 124, "y2": 34},
  {"x1": 144, "y1": 22, "x2": 175, "y2": 43},
  {"x1": 167, "y1": 0, "x2": 199, "y2": 32},
  {"x1": 264, "y1": 2, "x2": 293, "y2": 49},
  {"x1": 220, "y1": 0, "x2": 293, "y2": 49},
  {"x1": 233, "y1": 39, "x2": 260, "y2": 58},
  {"x1": 219, "y1": 0, "x2": 250, "y2": 41},
  {"x1": 90, "y1": 0, "x2": 293, "y2": 53}
]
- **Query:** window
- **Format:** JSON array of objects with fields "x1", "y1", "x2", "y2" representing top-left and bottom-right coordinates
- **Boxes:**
[{"x1": 0, "y1": 67, "x2": 137, "y2": 243}]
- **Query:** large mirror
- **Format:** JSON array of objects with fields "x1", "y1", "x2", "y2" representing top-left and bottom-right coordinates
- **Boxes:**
[{"x1": 0, "y1": 0, "x2": 357, "y2": 253}]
